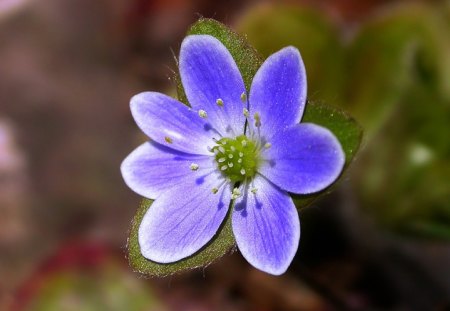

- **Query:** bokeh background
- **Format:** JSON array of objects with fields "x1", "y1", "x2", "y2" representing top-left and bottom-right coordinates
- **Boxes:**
[{"x1": 1, "y1": 0, "x2": 449, "y2": 310}]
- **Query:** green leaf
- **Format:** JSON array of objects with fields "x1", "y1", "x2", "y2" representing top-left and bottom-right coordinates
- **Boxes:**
[
  {"x1": 128, "y1": 199, "x2": 235, "y2": 277},
  {"x1": 129, "y1": 18, "x2": 362, "y2": 276}
]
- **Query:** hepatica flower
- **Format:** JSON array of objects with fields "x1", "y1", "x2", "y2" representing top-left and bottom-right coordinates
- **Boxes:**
[{"x1": 121, "y1": 35, "x2": 345, "y2": 275}]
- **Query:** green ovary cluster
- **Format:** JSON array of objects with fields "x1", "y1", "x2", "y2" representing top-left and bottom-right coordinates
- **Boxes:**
[{"x1": 213, "y1": 135, "x2": 260, "y2": 183}]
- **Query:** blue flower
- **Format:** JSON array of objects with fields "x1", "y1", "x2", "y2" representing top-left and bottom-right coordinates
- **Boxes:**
[{"x1": 121, "y1": 35, "x2": 345, "y2": 275}]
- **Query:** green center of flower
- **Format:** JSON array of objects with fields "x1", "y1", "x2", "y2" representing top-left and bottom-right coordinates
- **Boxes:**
[{"x1": 212, "y1": 135, "x2": 259, "y2": 183}]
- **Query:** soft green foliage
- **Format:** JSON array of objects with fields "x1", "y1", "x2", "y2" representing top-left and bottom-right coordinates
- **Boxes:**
[
  {"x1": 344, "y1": 3, "x2": 450, "y2": 135},
  {"x1": 26, "y1": 263, "x2": 163, "y2": 310},
  {"x1": 128, "y1": 18, "x2": 362, "y2": 276}
]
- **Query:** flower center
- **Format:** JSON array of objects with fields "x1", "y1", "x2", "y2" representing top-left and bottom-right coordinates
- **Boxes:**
[{"x1": 212, "y1": 135, "x2": 259, "y2": 183}]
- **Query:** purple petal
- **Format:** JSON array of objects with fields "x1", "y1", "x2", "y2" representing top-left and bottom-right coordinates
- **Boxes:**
[
  {"x1": 138, "y1": 170, "x2": 231, "y2": 263},
  {"x1": 121, "y1": 141, "x2": 216, "y2": 199},
  {"x1": 131, "y1": 92, "x2": 217, "y2": 155},
  {"x1": 179, "y1": 35, "x2": 246, "y2": 137},
  {"x1": 232, "y1": 176, "x2": 300, "y2": 275},
  {"x1": 259, "y1": 123, "x2": 345, "y2": 194},
  {"x1": 248, "y1": 47, "x2": 307, "y2": 139}
]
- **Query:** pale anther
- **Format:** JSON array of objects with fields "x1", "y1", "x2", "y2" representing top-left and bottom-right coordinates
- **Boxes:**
[
  {"x1": 228, "y1": 162, "x2": 234, "y2": 167},
  {"x1": 219, "y1": 146, "x2": 225, "y2": 153},
  {"x1": 243, "y1": 108, "x2": 249, "y2": 117},
  {"x1": 216, "y1": 98, "x2": 224, "y2": 107},
  {"x1": 264, "y1": 142, "x2": 272, "y2": 149},
  {"x1": 239, "y1": 152, "x2": 243, "y2": 157},
  {"x1": 164, "y1": 136, "x2": 173, "y2": 144},
  {"x1": 190, "y1": 163, "x2": 199, "y2": 171},
  {"x1": 254, "y1": 112, "x2": 261, "y2": 127},
  {"x1": 237, "y1": 158, "x2": 242, "y2": 163},
  {"x1": 251, "y1": 188, "x2": 258, "y2": 194},
  {"x1": 230, "y1": 146, "x2": 236, "y2": 152},
  {"x1": 231, "y1": 188, "x2": 241, "y2": 200},
  {"x1": 218, "y1": 157, "x2": 226, "y2": 163},
  {"x1": 198, "y1": 109, "x2": 207, "y2": 118},
  {"x1": 240, "y1": 92, "x2": 247, "y2": 102},
  {"x1": 241, "y1": 140, "x2": 247, "y2": 147},
  {"x1": 228, "y1": 154, "x2": 233, "y2": 159},
  {"x1": 240, "y1": 168, "x2": 246, "y2": 175},
  {"x1": 212, "y1": 188, "x2": 219, "y2": 194},
  {"x1": 221, "y1": 165, "x2": 228, "y2": 171}
]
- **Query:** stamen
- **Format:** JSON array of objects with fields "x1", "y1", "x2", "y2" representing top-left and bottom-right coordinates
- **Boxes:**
[
  {"x1": 218, "y1": 157, "x2": 226, "y2": 163},
  {"x1": 251, "y1": 188, "x2": 258, "y2": 194},
  {"x1": 219, "y1": 146, "x2": 225, "y2": 153},
  {"x1": 237, "y1": 158, "x2": 242, "y2": 163},
  {"x1": 231, "y1": 188, "x2": 241, "y2": 200},
  {"x1": 254, "y1": 112, "x2": 261, "y2": 127},
  {"x1": 212, "y1": 188, "x2": 218, "y2": 194},
  {"x1": 198, "y1": 110, "x2": 207, "y2": 118},
  {"x1": 230, "y1": 146, "x2": 236, "y2": 152},
  {"x1": 240, "y1": 168, "x2": 246, "y2": 175},
  {"x1": 164, "y1": 136, "x2": 173, "y2": 144},
  {"x1": 228, "y1": 162, "x2": 234, "y2": 167},
  {"x1": 264, "y1": 142, "x2": 272, "y2": 149},
  {"x1": 221, "y1": 165, "x2": 228, "y2": 171},
  {"x1": 216, "y1": 98, "x2": 224, "y2": 107},
  {"x1": 243, "y1": 108, "x2": 249, "y2": 117},
  {"x1": 239, "y1": 152, "x2": 243, "y2": 157},
  {"x1": 240, "y1": 92, "x2": 247, "y2": 102},
  {"x1": 241, "y1": 140, "x2": 247, "y2": 147},
  {"x1": 228, "y1": 154, "x2": 233, "y2": 159},
  {"x1": 190, "y1": 163, "x2": 199, "y2": 171}
]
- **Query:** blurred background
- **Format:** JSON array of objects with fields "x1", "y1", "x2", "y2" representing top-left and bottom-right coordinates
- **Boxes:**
[{"x1": 1, "y1": 0, "x2": 449, "y2": 310}]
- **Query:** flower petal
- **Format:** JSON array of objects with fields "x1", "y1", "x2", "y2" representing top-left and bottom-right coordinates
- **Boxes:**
[
  {"x1": 138, "y1": 171, "x2": 231, "y2": 263},
  {"x1": 259, "y1": 123, "x2": 345, "y2": 194},
  {"x1": 131, "y1": 92, "x2": 217, "y2": 155},
  {"x1": 121, "y1": 141, "x2": 216, "y2": 199},
  {"x1": 179, "y1": 35, "x2": 246, "y2": 137},
  {"x1": 232, "y1": 176, "x2": 300, "y2": 275},
  {"x1": 249, "y1": 47, "x2": 307, "y2": 139}
]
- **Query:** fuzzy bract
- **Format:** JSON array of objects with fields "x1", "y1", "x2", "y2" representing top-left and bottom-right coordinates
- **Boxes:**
[{"x1": 121, "y1": 35, "x2": 345, "y2": 275}]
